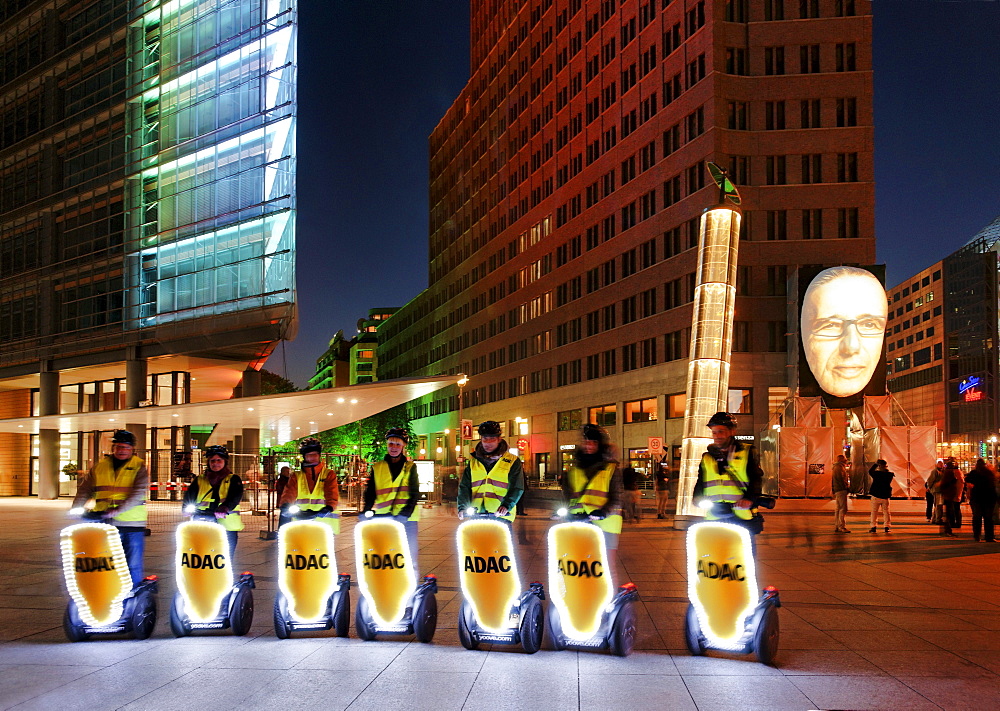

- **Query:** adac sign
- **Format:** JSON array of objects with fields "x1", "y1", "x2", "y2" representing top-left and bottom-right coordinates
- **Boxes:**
[
  {"x1": 557, "y1": 559, "x2": 604, "y2": 578},
  {"x1": 463, "y1": 555, "x2": 511, "y2": 573},
  {"x1": 284, "y1": 554, "x2": 329, "y2": 570},
  {"x1": 181, "y1": 553, "x2": 227, "y2": 570},
  {"x1": 697, "y1": 560, "x2": 746, "y2": 581},
  {"x1": 362, "y1": 552, "x2": 406, "y2": 570},
  {"x1": 75, "y1": 556, "x2": 116, "y2": 572}
]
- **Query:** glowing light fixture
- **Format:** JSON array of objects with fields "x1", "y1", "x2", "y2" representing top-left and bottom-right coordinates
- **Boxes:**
[
  {"x1": 354, "y1": 518, "x2": 416, "y2": 627},
  {"x1": 457, "y1": 518, "x2": 521, "y2": 634},
  {"x1": 547, "y1": 521, "x2": 614, "y2": 641},
  {"x1": 278, "y1": 520, "x2": 337, "y2": 623},
  {"x1": 175, "y1": 521, "x2": 233, "y2": 623},
  {"x1": 60, "y1": 523, "x2": 132, "y2": 627}
]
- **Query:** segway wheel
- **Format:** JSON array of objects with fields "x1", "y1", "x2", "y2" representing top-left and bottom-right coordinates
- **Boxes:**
[
  {"x1": 131, "y1": 591, "x2": 157, "y2": 640},
  {"x1": 457, "y1": 600, "x2": 479, "y2": 650},
  {"x1": 355, "y1": 595, "x2": 376, "y2": 641},
  {"x1": 230, "y1": 587, "x2": 254, "y2": 636},
  {"x1": 412, "y1": 592, "x2": 438, "y2": 643},
  {"x1": 546, "y1": 601, "x2": 565, "y2": 651},
  {"x1": 63, "y1": 602, "x2": 89, "y2": 643},
  {"x1": 519, "y1": 596, "x2": 543, "y2": 654},
  {"x1": 752, "y1": 605, "x2": 780, "y2": 666},
  {"x1": 333, "y1": 589, "x2": 351, "y2": 638},
  {"x1": 684, "y1": 603, "x2": 706, "y2": 656},
  {"x1": 273, "y1": 594, "x2": 291, "y2": 639},
  {"x1": 608, "y1": 600, "x2": 637, "y2": 657},
  {"x1": 169, "y1": 592, "x2": 190, "y2": 638}
]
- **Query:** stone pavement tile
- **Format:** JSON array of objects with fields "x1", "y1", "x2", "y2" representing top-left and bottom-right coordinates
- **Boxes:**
[
  {"x1": 952, "y1": 612, "x2": 1000, "y2": 630},
  {"x1": 912, "y1": 630, "x2": 1000, "y2": 652},
  {"x1": 348, "y1": 670, "x2": 477, "y2": 711},
  {"x1": 777, "y1": 649, "x2": 886, "y2": 676},
  {"x1": 858, "y1": 649, "x2": 997, "y2": 678},
  {"x1": 225, "y1": 668, "x2": 381, "y2": 711},
  {"x1": 826, "y1": 590, "x2": 919, "y2": 607},
  {"x1": 209, "y1": 637, "x2": 328, "y2": 668},
  {"x1": 462, "y1": 666, "x2": 578, "y2": 711},
  {"x1": 0, "y1": 664, "x2": 103, "y2": 710},
  {"x1": 953, "y1": 652, "x2": 1000, "y2": 676},
  {"x1": 893, "y1": 676, "x2": 1000, "y2": 711},
  {"x1": 294, "y1": 640, "x2": 407, "y2": 670},
  {"x1": 787, "y1": 676, "x2": 942, "y2": 711},
  {"x1": 671, "y1": 655, "x2": 783, "y2": 676},
  {"x1": 774, "y1": 627, "x2": 847, "y2": 651},
  {"x1": 775, "y1": 589, "x2": 844, "y2": 606},
  {"x1": 11, "y1": 661, "x2": 192, "y2": 711},
  {"x1": 0, "y1": 637, "x2": 167, "y2": 666},
  {"x1": 576, "y1": 650, "x2": 678, "y2": 676},
  {"x1": 868, "y1": 609, "x2": 979, "y2": 631},
  {"x1": 383, "y1": 641, "x2": 488, "y2": 673},
  {"x1": 111, "y1": 640, "x2": 231, "y2": 669},
  {"x1": 826, "y1": 630, "x2": 939, "y2": 651},
  {"x1": 118, "y1": 668, "x2": 281, "y2": 711},
  {"x1": 682, "y1": 675, "x2": 814, "y2": 710},
  {"x1": 789, "y1": 607, "x2": 896, "y2": 631},
  {"x1": 580, "y1": 674, "x2": 695, "y2": 710}
]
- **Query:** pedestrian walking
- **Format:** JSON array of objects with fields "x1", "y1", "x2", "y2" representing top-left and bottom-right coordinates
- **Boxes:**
[
  {"x1": 655, "y1": 460, "x2": 671, "y2": 519},
  {"x1": 925, "y1": 460, "x2": 943, "y2": 523},
  {"x1": 622, "y1": 466, "x2": 642, "y2": 523},
  {"x1": 868, "y1": 460, "x2": 894, "y2": 533},
  {"x1": 965, "y1": 458, "x2": 997, "y2": 542},
  {"x1": 939, "y1": 460, "x2": 963, "y2": 537},
  {"x1": 832, "y1": 454, "x2": 851, "y2": 532}
]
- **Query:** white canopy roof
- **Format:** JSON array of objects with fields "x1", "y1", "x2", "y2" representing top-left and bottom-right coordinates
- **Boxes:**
[{"x1": 0, "y1": 375, "x2": 459, "y2": 448}]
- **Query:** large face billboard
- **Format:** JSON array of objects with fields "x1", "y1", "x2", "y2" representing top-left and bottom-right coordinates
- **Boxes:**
[{"x1": 798, "y1": 265, "x2": 888, "y2": 408}]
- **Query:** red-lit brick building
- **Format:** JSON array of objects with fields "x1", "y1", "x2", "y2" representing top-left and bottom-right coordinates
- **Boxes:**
[{"x1": 379, "y1": 0, "x2": 875, "y2": 481}]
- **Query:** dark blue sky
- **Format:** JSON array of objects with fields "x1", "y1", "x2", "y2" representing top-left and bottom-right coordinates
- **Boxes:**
[{"x1": 278, "y1": 0, "x2": 1000, "y2": 387}]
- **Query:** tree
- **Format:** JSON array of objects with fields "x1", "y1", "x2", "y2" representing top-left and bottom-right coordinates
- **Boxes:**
[
  {"x1": 260, "y1": 369, "x2": 299, "y2": 394},
  {"x1": 314, "y1": 404, "x2": 414, "y2": 462}
]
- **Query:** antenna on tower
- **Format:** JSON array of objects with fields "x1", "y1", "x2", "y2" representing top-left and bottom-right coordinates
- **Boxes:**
[{"x1": 707, "y1": 162, "x2": 741, "y2": 206}]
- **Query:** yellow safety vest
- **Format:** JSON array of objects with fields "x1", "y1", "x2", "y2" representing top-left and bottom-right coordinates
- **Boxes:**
[
  {"x1": 295, "y1": 463, "x2": 340, "y2": 535},
  {"x1": 567, "y1": 463, "x2": 622, "y2": 534},
  {"x1": 371, "y1": 460, "x2": 420, "y2": 521},
  {"x1": 92, "y1": 455, "x2": 146, "y2": 523},
  {"x1": 469, "y1": 452, "x2": 519, "y2": 522},
  {"x1": 700, "y1": 448, "x2": 754, "y2": 521},
  {"x1": 193, "y1": 474, "x2": 243, "y2": 531}
]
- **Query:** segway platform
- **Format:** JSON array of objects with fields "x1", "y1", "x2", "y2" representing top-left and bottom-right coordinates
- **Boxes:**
[
  {"x1": 60, "y1": 521, "x2": 158, "y2": 641},
  {"x1": 354, "y1": 517, "x2": 437, "y2": 642}
]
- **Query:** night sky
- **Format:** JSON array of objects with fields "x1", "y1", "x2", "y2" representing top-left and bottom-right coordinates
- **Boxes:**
[{"x1": 279, "y1": 0, "x2": 1000, "y2": 388}]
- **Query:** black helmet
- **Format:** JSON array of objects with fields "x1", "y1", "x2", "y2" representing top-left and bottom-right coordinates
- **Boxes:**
[
  {"x1": 205, "y1": 445, "x2": 229, "y2": 461},
  {"x1": 707, "y1": 412, "x2": 738, "y2": 429},
  {"x1": 581, "y1": 423, "x2": 609, "y2": 444},
  {"x1": 384, "y1": 427, "x2": 409, "y2": 443},
  {"x1": 111, "y1": 429, "x2": 136, "y2": 446},
  {"x1": 298, "y1": 437, "x2": 322, "y2": 455},
  {"x1": 478, "y1": 420, "x2": 502, "y2": 437}
]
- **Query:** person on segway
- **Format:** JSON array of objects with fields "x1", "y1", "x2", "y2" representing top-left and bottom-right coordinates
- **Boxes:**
[
  {"x1": 693, "y1": 412, "x2": 767, "y2": 538},
  {"x1": 457, "y1": 420, "x2": 525, "y2": 524},
  {"x1": 279, "y1": 437, "x2": 341, "y2": 533},
  {"x1": 563, "y1": 424, "x2": 623, "y2": 570},
  {"x1": 70, "y1": 430, "x2": 149, "y2": 587},
  {"x1": 362, "y1": 428, "x2": 421, "y2": 569},
  {"x1": 183, "y1": 445, "x2": 244, "y2": 556}
]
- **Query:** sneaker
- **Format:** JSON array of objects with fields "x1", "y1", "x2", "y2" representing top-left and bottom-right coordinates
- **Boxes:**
[
  {"x1": 884, "y1": 527, "x2": 891, "y2": 533},
  {"x1": 869, "y1": 527, "x2": 877, "y2": 533}
]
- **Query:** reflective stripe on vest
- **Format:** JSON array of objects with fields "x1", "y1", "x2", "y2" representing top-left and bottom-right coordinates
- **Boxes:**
[
  {"x1": 567, "y1": 464, "x2": 622, "y2": 534},
  {"x1": 371, "y1": 461, "x2": 419, "y2": 521},
  {"x1": 194, "y1": 474, "x2": 243, "y2": 531},
  {"x1": 469, "y1": 453, "x2": 518, "y2": 522},
  {"x1": 701, "y1": 448, "x2": 753, "y2": 521},
  {"x1": 92, "y1": 456, "x2": 146, "y2": 522},
  {"x1": 295, "y1": 463, "x2": 340, "y2": 534}
]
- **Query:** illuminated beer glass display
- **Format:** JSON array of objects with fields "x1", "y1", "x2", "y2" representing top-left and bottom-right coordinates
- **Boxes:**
[
  {"x1": 548, "y1": 522, "x2": 613, "y2": 640},
  {"x1": 687, "y1": 522, "x2": 756, "y2": 649},
  {"x1": 677, "y1": 206, "x2": 742, "y2": 517},
  {"x1": 176, "y1": 521, "x2": 232, "y2": 623},
  {"x1": 61, "y1": 523, "x2": 132, "y2": 627},
  {"x1": 355, "y1": 518, "x2": 415, "y2": 626},
  {"x1": 457, "y1": 519, "x2": 520, "y2": 633},
  {"x1": 279, "y1": 520, "x2": 337, "y2": 623}
]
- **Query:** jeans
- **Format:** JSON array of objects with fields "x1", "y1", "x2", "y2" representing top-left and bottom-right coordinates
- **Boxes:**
[
  {"x1": 925, "y1": 492, "x2": 935, "y2": 520},
  {"x1": 870, "y1": 498, "x2": 891, "y2": 528},
  {"x1": 656, "y1": 489, "x2": 670, "y2": 516},
  {"x1": 390, "y1": 516, "x2": 419, "y2": 575},
  {"x1": 226, "y1": 531, "x2": 239, "y2": 561},
  {"x1": 117, "y1": 527, "x2": 145, "y2": 588},
  {"x1": 834, "y1": 491, "x2": 849, "y2": 530},
  {"x1": 623, "y1": 491, "x2": 642, "y2": 522},
  {"x1": 971, "y1": 500, "x2": 996, "y2": 541}
]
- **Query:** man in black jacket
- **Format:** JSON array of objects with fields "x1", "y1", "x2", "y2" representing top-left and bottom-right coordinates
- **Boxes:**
[{"x1": 868, "y1": 460, "x2": 895, "y2": 533}]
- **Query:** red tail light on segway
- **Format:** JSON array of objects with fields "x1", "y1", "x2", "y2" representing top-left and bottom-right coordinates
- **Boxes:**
[{"x1": 143, "y1": 575, "x2": 158, "y2": 582}]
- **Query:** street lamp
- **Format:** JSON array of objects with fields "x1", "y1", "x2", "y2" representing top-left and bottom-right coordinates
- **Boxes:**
[
  {"x1": 457, "y1": 375, "x2": 469, "y2": 462},
  {"x1": 990, "y1": 436, "x2": 997, "y2": 465}
]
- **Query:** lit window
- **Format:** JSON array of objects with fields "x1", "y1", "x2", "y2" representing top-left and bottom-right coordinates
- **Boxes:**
[
  {"x1": 667, "y1": 393, "x2": 686, "y2": 418},
  {"x1": 625, "y1": 398, "x2": 658, "y2": 423},
  {"x1": 728, "y1": 388, "x2": 752, "y2": 414},
  {"x1": 588, "y1": 404, "x2": 616, "y2": 427}
]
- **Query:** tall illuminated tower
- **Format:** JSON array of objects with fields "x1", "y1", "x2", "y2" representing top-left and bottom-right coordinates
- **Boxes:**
[{"x1": 676, "y1": 168, "x2": 741, "y2": 520}]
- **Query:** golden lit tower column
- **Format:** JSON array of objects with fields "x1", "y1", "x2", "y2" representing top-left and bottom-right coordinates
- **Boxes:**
[{"x1": 675, "y1": 165, "x2": 742, "y2": 525}]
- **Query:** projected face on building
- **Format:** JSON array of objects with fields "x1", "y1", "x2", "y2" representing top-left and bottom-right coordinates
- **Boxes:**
[{"x1": 801, "y1": 267, "x2": 887, "y2": 399}]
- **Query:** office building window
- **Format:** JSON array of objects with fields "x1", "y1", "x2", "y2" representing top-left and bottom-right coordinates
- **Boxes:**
[
  {"x1": 625, "y1": 397, "x2": 658, "y2": 423},
  {"x1": 589, "y1": 403, "x2": 616, "y2": 427}
]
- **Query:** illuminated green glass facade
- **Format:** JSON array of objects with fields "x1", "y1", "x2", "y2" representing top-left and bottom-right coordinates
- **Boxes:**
[{"x1": 125, "y1": 0, "x2": 296, "y2": 327}]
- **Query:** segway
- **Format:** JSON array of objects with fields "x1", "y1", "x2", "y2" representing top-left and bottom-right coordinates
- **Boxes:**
[
  {"x1": 169, "y1": 510, "x2": 255, "y2": 636},
  {"x1": 273, "y1": 506, "x2": 350, "y2": 638},
  {"x1": 60, "y1": 513, "x2": 158, "y2": 642},
  {"x1": 354, "y1": 514, "x2": 437, "y2": 642},
  {"x1": 456, "y1": 509, "x2": 545, "y2": 653},
  {"x1": 684, "y1": 501, "x2": 780, "y2": 665},
  {"x1": 546, "y1": 511, "x2": 639, "y2": 656}
]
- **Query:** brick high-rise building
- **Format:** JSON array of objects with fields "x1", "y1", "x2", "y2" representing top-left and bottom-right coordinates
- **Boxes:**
[{"x1": 379, "y1": 0, "x2": 875, "y2": 480}]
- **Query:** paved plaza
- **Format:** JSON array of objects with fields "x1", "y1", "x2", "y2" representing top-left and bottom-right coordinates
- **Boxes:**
[{"x1": 1, "y1": 497, "x2": 999, "y2": 710}]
